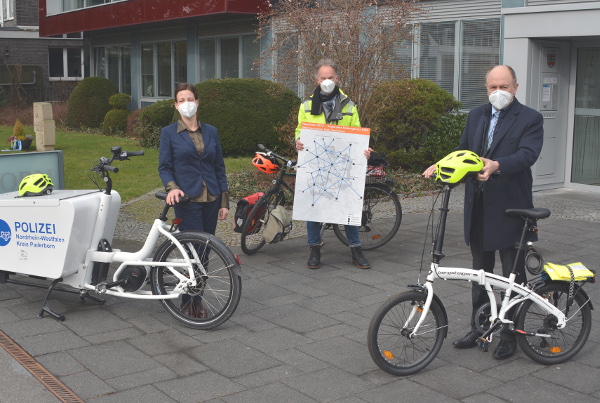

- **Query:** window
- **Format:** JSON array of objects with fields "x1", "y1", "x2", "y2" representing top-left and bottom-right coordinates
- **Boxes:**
[
  {"x1": 94, "y1": 45, "x2": 131, "y2": 94},
  {"x1": 419, "y1": 22, "x2": 456, "y2": 96},
  {"x1": 62, "y1": 0, "x2": 122, "y2": 12},
  {"x1": 197, "y1": 35, "x2": 260, "y2": 82},
  {"x1": 139, "y1": 41, "x2": 187, "y2": 98},
  {"x1": 242, "y1": 36, "x2": 260, "y2": 79},
  {"x1": 414, "y1": 19, "x2": 500, "y2": 111},
  {"x1": 49, "y1": 47, "x2": 83, "y2": 80},
  {"x1": 198, "y1": 39, "x2": 216, "y2": 82},
  {"x1": 1, "y1": 0, "x2": 14, "y2": 21},
  {"x1": 459, "y1": 19, "x2": 501, "y2": 110},
  {"x1": 62, "y1": 0, "x2": 83, "y2": 12}
]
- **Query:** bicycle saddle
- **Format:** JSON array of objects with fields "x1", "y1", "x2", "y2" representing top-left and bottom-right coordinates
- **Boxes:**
[{"x1": 504, "y1": 208, "x2": 551, "y2": 220}]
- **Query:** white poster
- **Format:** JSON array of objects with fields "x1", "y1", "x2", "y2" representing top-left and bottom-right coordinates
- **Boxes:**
[{"x1": 293, "y1": 122, "x2": 370, "y2": 226}]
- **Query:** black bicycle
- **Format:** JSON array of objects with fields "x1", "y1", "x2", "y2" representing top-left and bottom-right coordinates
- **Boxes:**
[{"x1": 240, "y1": 144, "x2": 402, "y2": 255}]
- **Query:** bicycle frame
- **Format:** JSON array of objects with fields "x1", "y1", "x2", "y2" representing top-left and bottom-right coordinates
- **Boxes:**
[{"x1": 410, "y1": 184, "x2": 568, "y2": 340}]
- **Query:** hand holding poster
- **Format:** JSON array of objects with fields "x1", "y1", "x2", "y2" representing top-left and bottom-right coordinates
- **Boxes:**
[{"x1": 293, "y1": 122, "x2": 370, "y2": 226}]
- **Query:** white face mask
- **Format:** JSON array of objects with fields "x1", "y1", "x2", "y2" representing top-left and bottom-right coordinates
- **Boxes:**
[
  {"x1": 319, "y1": 79, "x2": 336, "y2": 95},
  {"x1": 488, "y1": 90, "x2": 513, "y2": 110},
  {"x1": 178, "y1": 101, "x2": 198, "y2": 119}
]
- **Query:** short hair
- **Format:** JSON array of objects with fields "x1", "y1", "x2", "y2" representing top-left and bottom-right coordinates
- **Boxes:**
[
  {"x1": 174, "y1": 83, "x2": 198, "y2": 101},
  {"x1": 486, "y1": 65, "x2": 517, "y2": 86},
  {"x1": 315, "y1": 59, "x2": 338, "y2": 78}
]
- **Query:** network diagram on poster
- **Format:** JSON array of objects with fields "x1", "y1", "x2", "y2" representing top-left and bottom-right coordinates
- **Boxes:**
[{"x1": 292, "y1": 122, "x2": 370, "y2": 226}]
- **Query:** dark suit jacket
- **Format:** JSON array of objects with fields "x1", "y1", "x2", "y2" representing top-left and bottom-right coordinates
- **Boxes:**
[
  {"x1": 458, "y1": 98, "x2": 543, "y2": 251},
  {"x1": 158, "y1": 121, "x2": 228, "y2": 198}
]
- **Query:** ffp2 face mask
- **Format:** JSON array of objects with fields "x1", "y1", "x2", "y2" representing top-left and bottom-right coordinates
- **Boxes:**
[{"x1": 488, "y1": 90, "x2": 513, "y2": 110}]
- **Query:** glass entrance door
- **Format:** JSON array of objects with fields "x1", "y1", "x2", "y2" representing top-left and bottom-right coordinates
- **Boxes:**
[{"x1": 572, "y1": 47, "x2": 600, "y2": 185}]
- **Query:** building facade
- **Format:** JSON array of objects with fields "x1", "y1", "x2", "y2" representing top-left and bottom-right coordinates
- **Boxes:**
[
  {"x1": 37, "y1": 0, "x2": 600, "y2": 193},
  {"x1": 0, "y1": 0, "x2": 83, "y2": 102}
]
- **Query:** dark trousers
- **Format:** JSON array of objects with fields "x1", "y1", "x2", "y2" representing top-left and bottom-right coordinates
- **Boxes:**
[
  {"x1": 174, "y1": 198, "x2": 221, "y2": 234},
  {"x1": 469, "y1": 193, "x2": 526, "y2": 340},
  {"x1": 173, "y1": 198, "x2": 221, "y2": 303}
]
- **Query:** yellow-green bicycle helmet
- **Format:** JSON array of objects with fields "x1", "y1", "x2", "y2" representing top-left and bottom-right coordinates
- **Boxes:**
[
  {"x1": 435, "y1": 150, "x2": 483, "y2": 183},
  {"x1": 19, "y1": 174, "x2": 54, "y2": 197}
]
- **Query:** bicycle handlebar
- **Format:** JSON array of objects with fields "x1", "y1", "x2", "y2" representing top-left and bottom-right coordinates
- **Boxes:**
[
  {"x1": 257, "y1": 144, "x2": 296, "y2": 167},
  {"x1": 155, "y1": 192, "x2": 193, "y2": 205},
  {"x1": 103, "y1": 165, "x2": 119, "y2": 173},
  {"x1": 123, "y1": 150, "x2": 144, "y2": 157}
]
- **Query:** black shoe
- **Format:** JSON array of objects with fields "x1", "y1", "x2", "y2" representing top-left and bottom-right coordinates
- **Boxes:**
[
  {"x1": 493, "y1": 339, "x2": 517, "y2": 360},
  {"x1": 351, "y1": 246, "x2": 370, "y2": 269},
  {"x1": 452, "y1": 331, "x2": 481, "y2": 348},
  {"x1": 307, "y1": 245, "x2": 321, "y2": 269}
]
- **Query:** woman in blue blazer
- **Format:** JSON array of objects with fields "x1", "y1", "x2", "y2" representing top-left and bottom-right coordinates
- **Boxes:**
[{"x1": 158, "y1": 83, "x2": 229, "y2": 318}]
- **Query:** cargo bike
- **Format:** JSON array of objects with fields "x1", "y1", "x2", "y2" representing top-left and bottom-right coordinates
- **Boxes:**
[{"x1": 0, "y1": 147, "x2": 245, "y2": 329}]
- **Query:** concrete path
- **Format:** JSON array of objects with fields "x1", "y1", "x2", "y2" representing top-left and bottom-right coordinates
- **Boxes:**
[{"x1": 1, "y1": 187, "x2": 599, "y2": 402}]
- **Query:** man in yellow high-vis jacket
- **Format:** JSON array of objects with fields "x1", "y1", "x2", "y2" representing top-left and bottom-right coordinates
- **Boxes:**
[{"x1": 295, "y1": 58, "x2": 372, "y2": 270}]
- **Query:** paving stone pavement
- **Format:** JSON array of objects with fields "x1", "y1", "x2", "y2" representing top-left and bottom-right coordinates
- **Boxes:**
[{"x1": 1, "y1": 187, "x2": 600, "y2": 402}]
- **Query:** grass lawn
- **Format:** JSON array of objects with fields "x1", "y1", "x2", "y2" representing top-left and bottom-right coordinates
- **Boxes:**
[{"x1": 1, "y1": 126, "x2": 254, "y2": 202}]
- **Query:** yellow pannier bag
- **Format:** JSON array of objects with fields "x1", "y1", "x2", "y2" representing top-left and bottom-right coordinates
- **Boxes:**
[{"x1": 543, "y1": 262, "x2": 595, "y2": 281}]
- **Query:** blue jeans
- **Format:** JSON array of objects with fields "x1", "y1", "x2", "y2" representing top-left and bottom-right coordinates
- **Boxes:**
[{"x1": 307, "y1": 221, "x2": 360, "y2": 247}]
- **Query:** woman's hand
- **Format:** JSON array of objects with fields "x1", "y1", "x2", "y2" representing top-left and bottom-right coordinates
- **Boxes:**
[
  {"x1": 166, "y1": 189, "x2": 184, "y2": 205},
  {"x1": 364, "y1": 147, "x2": 374, "y2": 159},
  {"x1": 218, "y1": 208, "x2": 229, "y2": 220},
  {"x1": 296, "y1": 140, "x2": 304, "y2": 152}
]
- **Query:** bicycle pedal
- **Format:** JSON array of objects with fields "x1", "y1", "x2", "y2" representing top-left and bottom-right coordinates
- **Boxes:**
[{"x1": 477, "y1": 338, "x2": 489, "y2": 352}]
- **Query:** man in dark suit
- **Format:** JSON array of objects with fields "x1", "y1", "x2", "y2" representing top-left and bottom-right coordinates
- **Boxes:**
[{"x1": 424, "y1": 65, "x2": 544, "y2": 359}]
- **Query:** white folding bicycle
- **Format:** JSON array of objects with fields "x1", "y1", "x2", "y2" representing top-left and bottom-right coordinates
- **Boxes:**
[
  {"x1": 0, "y1": 146, "x2": 246, "y2": 329},
  {"x1": 367, "y1": 176, "x2": 595, "y2": 376}
]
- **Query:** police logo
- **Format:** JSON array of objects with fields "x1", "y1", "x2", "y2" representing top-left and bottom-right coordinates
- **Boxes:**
[{"x1": 0, "y1": 219, "x2": 12, "y2": 247}]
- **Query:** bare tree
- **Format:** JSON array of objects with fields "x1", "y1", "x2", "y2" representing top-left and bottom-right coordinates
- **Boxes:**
[{"x1": 257, "y1": 0, "x2": 424, "y2": 128}]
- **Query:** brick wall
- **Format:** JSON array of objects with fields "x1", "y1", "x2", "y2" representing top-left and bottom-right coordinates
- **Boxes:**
[
  {"x1": 2, "y1": 38, "x2": 83, "y2": 93},
  {"x1": 15, "y1": 0, "x2": 39, "y2": 27}
]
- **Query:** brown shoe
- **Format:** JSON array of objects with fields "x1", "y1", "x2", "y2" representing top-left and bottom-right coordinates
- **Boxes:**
[
  {"x1": 192, "y1": 300, "x2": 208, "y2": 318},
  {"x1": 180, "y1": 300, "x2": 194, "y2": 316}
]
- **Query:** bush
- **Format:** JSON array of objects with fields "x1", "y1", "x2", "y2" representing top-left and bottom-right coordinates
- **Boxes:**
[
  {"x1": 66, "y1": 77, "x2": 118, "y2": 129},
  {"x1": 102, "y1": 93, "x2": 132, "y2": 136},
  {"x1": 371, "y1": 78, "x2": 461, "y2": 151},
  {"x1": 126, "y1": 108, "x2": 143, "y2": 138},
  {"x1": 13, "y1": 119, "x2": 26, "y2": 140},
  {"x1": 385, "y1": 112, "x2": 467, "y2": 172},
  {"x1": 138, "y1": 99, "x2": 178, "y2": 148},
  {"x1": 194, "y1": 79, "x2": 300, "y2": 156},
  {"x1": 109, "y1": 93, "x2": 131, "y2": 109}
]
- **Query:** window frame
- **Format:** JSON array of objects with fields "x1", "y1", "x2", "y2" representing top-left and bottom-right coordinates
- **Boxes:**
[
  {"x1": 411, "y1": 18, "x2": 501, "y2": 111},
  {"x1": 196, "y1": 33, "x2": 261, "y2": 83},
  {"x1": 139, "y1": 40, "x2": 187, "y2": 101},
  {"x1": 93, "y1": 45, "x2": 131, "y2": 94},
  {"x1": 48, "y1": 47, "x2": 84, "y2": 81}
]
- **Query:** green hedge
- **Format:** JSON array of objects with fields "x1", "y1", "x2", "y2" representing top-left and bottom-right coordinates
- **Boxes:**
[
  {"x1": 194, "y1": 79, "x2": 300, "y2": 156},
  {"x1": 385, "y1": 113, "x2": 468, "y2": 172},
  {"x1": 66, "y1": 77, "x2": 118, "y2": 129},
  {"x1": 371, "y1": 78, "x2": 461, "y2": 150},
  {"x1": 370, "y1": 78, "x2": 462, "y2": 171},
  {"x1": 136, "y1": 99, "x2": 178, "y2": 148}
]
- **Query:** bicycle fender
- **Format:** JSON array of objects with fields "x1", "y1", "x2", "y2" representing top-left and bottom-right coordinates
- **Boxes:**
[
  {"x1": 541, "y1": 281, "x2": 594, "y2": 310},
  {"x1": 233, "y1": 264, "x2": 250, "y2": 280},
  {"x1": 407, "y1": 285, "x2": 449, "y2": 338}
]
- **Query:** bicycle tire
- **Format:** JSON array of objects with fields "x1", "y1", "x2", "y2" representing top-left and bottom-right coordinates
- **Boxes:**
[
  {"x1": 150, "y1": 231, "x2": 242, "y2": 330},
  {"x1": 240, "y1": 190, "x2": 285, "y2": 255},
  {"x1": 334, "y1": 183, "x2": 402, "y2": 250},
  {"x1": 368, "y1": 290, "x2": 447, "y2": 376},
  {"x1": 515, "y1": 282, "x2": 592, "y2": 365}
]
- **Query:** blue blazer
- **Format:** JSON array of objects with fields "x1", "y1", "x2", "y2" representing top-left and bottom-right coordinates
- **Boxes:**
[
  {"x1": 458, "y1": 99, "x2": 543, "y2": 251},
  {"x1": 158, "y1": 121, "x2": 228, "y2": 198}
]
